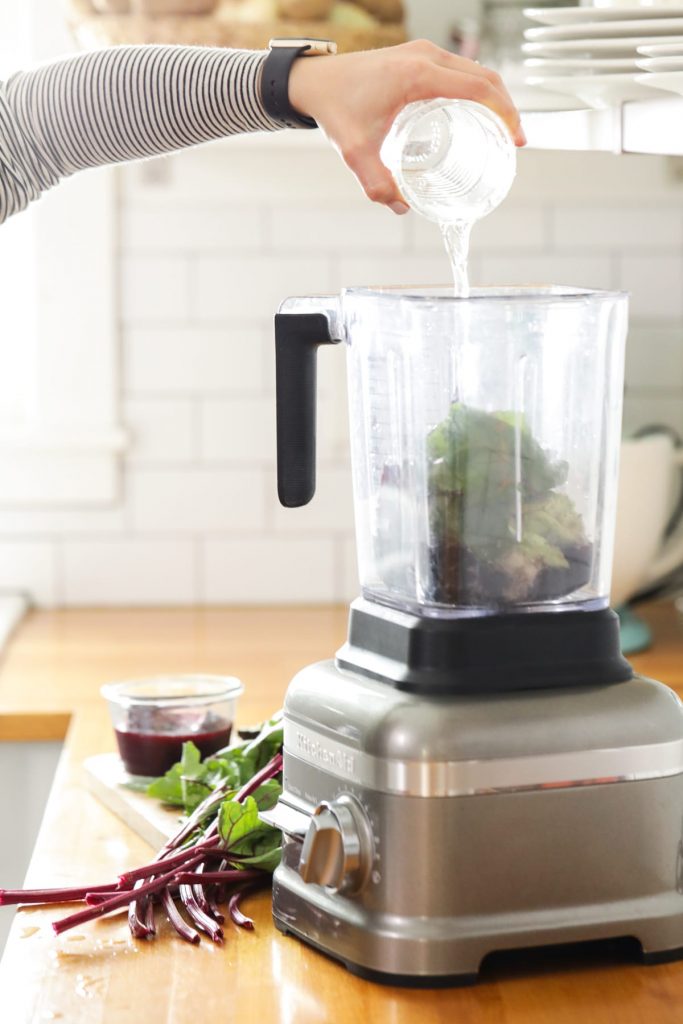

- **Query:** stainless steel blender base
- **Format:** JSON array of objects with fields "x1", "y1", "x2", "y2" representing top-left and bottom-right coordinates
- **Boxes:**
[
  {"x1": 268, "y1": 661, "x2": 683, "y2": 984},
  {"x1": 273, "y1": 852, "x2": 683, "y2": 985}
]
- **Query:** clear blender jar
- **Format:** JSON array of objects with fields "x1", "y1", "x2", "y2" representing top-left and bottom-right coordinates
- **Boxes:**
[{"x1": 275, "y1": 286, "x2": 631, "y2": 693}]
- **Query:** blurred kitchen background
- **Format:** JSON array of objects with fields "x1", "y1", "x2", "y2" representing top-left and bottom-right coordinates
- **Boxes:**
[{"x1": 0, "y1": 0, "x2": 682, "y2": 610}]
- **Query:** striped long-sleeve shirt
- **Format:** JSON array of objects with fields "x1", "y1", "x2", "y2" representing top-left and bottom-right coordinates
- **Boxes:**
[{"x1": 0, "y1": 45, "x2": 285, "y2": 224}]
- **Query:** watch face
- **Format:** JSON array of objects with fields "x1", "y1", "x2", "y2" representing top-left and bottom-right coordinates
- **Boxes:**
[{"x1": 268, "y1": 39, "x2": 337, "y2": 56}]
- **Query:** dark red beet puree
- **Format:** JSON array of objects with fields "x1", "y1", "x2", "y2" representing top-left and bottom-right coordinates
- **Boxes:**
[{"x1": 115, "y1": 710, "x2": 232, "y2": 776}]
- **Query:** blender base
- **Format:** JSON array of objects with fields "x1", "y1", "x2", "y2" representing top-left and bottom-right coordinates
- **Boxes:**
[
  {"x1": 268, "y1": 660, "x2": 683, "y2": 985},
  {"x1": 273, "y1": 916, "x2": 479, "y2": 987},
  {"x1": 275, "y1": 915, "x2": 683, "y2": 985},
  {"x1": 272, "y1": 866, "x2": 683, "y2": 986}
]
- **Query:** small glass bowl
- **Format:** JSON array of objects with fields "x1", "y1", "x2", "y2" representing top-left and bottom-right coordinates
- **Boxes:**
[{"x1": 101, "y1": 675, "x2": 244, "y2": 778}]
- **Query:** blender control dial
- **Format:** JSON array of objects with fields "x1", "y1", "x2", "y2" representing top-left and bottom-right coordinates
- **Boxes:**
[{"x1": 298, "y1": 794, "x2": 374, "y2": 894}]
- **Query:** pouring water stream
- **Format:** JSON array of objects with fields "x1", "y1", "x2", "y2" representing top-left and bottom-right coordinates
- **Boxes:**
[{"x1": 440, "y1": 220, "x2": 473, "y2": 298}]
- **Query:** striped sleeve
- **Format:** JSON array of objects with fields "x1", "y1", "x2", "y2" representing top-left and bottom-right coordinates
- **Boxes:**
[{"x1": 0, "y1": 45, "x2": 285, "y2": 224}]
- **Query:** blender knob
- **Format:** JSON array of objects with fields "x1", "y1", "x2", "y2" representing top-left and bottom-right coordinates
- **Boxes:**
[{"x1": 298, "y1": 794, "x2": 373, "y2": 894}]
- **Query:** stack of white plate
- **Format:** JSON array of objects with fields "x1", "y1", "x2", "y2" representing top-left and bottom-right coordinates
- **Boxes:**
[
  {"x1": 635, "y1": 39, "x2": 683, "y2": 95},
  {"x1": 523, "y1": 3, "x2": 683, "y2": 107}
]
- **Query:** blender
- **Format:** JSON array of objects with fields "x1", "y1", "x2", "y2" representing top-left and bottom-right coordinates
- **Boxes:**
[{"x1": 262, "y1": 284, "x2": 683, "y2": 984}]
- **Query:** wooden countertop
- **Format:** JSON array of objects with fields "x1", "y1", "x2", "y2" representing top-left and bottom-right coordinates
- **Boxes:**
[{"x1": 1, "y1": 602, "x2": 683, "y2": 1022}]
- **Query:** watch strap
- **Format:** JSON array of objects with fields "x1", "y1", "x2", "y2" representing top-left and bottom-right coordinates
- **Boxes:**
[{"x1": 262, "y1": 44, "x2": 318, "y2": 130}]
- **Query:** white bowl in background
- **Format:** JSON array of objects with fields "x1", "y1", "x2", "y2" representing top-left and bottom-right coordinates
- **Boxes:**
[{"x1": 611, "y1": 433, "x2": 683, "y2": 607}]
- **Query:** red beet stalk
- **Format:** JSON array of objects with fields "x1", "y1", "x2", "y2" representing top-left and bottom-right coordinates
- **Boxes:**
[
  {"x1": 162, "y1": 886, "x2": 200, "y2": 945},
  {"x1": 52, "y1": 853, "x2": 204, "y2": 936},
  {"x1": 178, "y1": 884, "x2": 223, "y2": 943},
  {"x1": 174, "y1": 869, "x2": 263, "y2": 886},
  {"x1": 191, "y1": 862, "x2": 220, "y2": 923},
  {"x1": 0, "y1": 882, "x2": 126, "y2": 907},
  {"x1": 235, "y1": 753, "x2": 283, "y2": 803},
  {"x1": 117, "y1": 836, "x2": 220, "y2": 885},
  {"x1": 228, "y1": 883, "x2": 266, "y2": 930}
]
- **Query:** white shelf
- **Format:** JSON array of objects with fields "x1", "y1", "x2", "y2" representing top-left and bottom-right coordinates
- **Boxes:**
[
  {"x1": 225, "y1": 95, "x2": 683, "y2": 157},
  {"x1": 522, "y1": 95, "x2": 683, "y2": 155}
]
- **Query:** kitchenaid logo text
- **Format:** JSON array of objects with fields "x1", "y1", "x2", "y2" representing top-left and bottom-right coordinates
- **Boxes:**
[{"x1": 295, "y1": 730, "x2": 355, "y2": 776}]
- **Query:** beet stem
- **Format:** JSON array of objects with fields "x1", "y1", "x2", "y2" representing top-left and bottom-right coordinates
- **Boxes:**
[
  {"x1": 206, "y1": 887, "x2": 224, "y2": 924},
  {"x1": 128, "y1": 884, "x2": 153, "y2": 940},
  {"x1": 179, "y1": 884, "x2": 223, "y2": 943},
  {"x1": 118, "y1": 836, "x2": 220, "y2": 885},
  {"x1": 52, "y1": 854, "x2": 203, "y2": 936},
  {"x1": 228, "y1": 883, "x2": 264, "y2": 931},
  {"x1": 194, "y1": 862, "x2": 222, "y2": 923},
  {"x1": 158, "y1": 788, "x2": 231, "y2": 858},
  {"x1": 0, "y1": 882, "x2": 125, "y2": 907},
  {"x1": 85, "y1": 891, "x2": 122, "y2": 905},
  {"x1": 162, "y1": 887, "x2": 200, "y2": 945},
  {"x1": 235, "y1": 753, "x2": 283, "y2": 803},
  {"x1": 174, "y1": 869, "x2": 263, "y2": 885},
  {"x1": 144, "y1": 894, "x2": 156, "y2": 937}
]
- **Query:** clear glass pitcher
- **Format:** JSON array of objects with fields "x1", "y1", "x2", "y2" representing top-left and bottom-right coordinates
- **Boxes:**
[{"x1": 275, "y1": 287, "x2": 629, "y2": 617}]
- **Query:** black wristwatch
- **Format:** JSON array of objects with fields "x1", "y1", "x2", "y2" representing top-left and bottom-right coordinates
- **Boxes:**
[{"x1": 261, "y1": 38, "x2": 337, "y2": 130}]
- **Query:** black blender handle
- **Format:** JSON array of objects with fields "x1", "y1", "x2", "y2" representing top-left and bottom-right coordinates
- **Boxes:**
[{"x1": 275, "y1": 311, "x2": 340, "y2": 507}]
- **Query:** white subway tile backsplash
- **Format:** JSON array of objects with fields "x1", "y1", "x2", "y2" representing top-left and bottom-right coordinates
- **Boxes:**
[
  {"x1": 125, "y1": 325, "x2": 265, "y2": 395},
  {"x1": 510, "y1": 150, "x2": 680, "y2": 203},
  {"x1": 269, "y1": 203, "x2": 409, "y2": 254},
  {"x1": 200, "y1": 397, "x2": 275, "y2": 463},
  {"x1": 194, "y1": 255, "x2": 333, "y2": 323},
  {"x1": 618, "y1": 254, "x2": 683, "y2": 318},
  {"x1": 478, "y1": 254, "x2": 613, "y2": 290},
  {"x1": 121, "y1": 256, "x2": 191, "y2": 323},
  {"x1": 121, "y1": 202, "x2": 266, "y2": 253},
  {"x1": 0, "y1": 543, "x2": 57, "y2": 606},
  {"x1": 121, "y1": 142, "x2": 357, "y2": 206},
  {"x1": 63, "y1": 539, "x2": 196, "y2": 605},
  {"x1": 625, "y1": 321, "x2": 683, "y2": 390},
  {"x1": 336, "y1": 254, "x2": 454, "y2": 290},
  {"x1": 0, "y1": 507, "x2": 125, "y2": 536},
  {"x1": 203, "y1": 536, "x2": 337, "y2": 603},
  {"x1": 552, "y1": 205, "x2": 683, "y2": 251},
  {"x1": 128, "y1": 467, "x2": 266, "y2": 533},
  {"x1": 124, "y1": 398, "x2": 195, "y2": 463}
]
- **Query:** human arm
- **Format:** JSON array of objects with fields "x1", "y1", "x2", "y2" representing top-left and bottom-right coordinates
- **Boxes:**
[
  {"x1": 0, "y1": 39, "x2": 524, "y2": 225},
  {"x1": 0, "y1": 45, "x2": 281, "y2": 224},
  {"x1": 289, "y1": 39, "x2": 525, "y2": 213}
]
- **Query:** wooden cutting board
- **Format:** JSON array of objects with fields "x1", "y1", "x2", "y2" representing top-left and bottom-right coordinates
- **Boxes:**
[{"x1": 84, "y1": 753, "x2": 182, "y2": 849}]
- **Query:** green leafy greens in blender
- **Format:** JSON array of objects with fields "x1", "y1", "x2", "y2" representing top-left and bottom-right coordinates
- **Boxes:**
[{"x1": 427, "y1": 403, "x2": 592, "y2": 605}]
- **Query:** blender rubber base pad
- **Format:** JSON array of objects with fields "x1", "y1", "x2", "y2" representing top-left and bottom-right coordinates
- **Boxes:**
[{"x1": 270, "y1": 661, "x2": 683, "y2": 985}]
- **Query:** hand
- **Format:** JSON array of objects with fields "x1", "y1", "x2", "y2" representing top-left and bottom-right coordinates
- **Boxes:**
[{"x1": 288, "y1": 40, "x2": 526, "y2": 215}]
